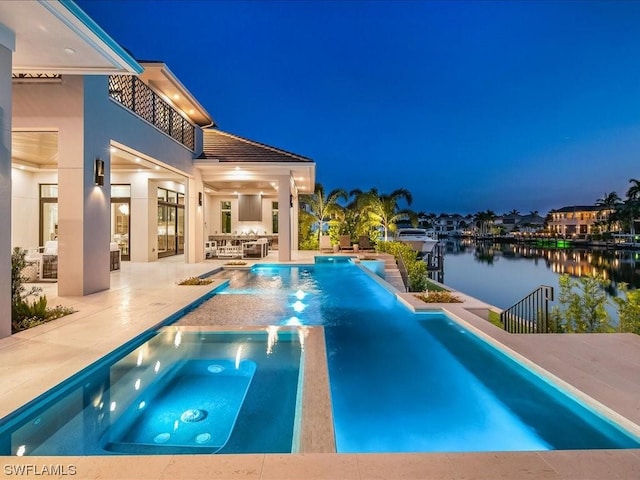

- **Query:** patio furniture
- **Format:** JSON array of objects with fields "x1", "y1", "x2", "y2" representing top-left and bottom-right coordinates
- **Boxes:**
[
  {"x1": 339, "y1": 235, "x2": 354, "y2": 251},
  {"x1": 319, "y1": 235, "x2": 333, "y2": 252},
  {"x1": 21, "y1": 248, "x2": 40, "y2": 282},
  {"x1": 40, "y1": 241, "x2": 58, "y2": 281},
  {"x1": 110, "y1": 242, "x2": 121, "y2": 271},
  {"x1": 242, "y1": 238, "x2": 269, "y2": 259},
  {"x1": 358, "y1": 235, "x2": 374, "y2": 252},
  {"x1": 205, "y1": 241, "x2": 217, "y2": 259},
  {"x1": 217, "y1": 242, "x2": 242, "y2": 258}
]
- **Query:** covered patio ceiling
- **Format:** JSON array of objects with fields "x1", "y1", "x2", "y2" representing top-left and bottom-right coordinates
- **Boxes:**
[
  {"x1": 199, "y1": 162, "x2": 315, "y2": 196},
  {"x1": 11, "y1": 131, "x2": 184, "y2": 182}
]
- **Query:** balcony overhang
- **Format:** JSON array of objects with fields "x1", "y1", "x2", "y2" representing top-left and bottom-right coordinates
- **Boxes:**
[
  {"x1": 0, "y1": 0, "x2": 142, "y2": 75},
  {"x1": 138, "y1": 61, "x2": 215, "y2": 127}
]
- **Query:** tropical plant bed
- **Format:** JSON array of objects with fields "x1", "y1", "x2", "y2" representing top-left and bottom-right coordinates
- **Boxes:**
[
  {"x1": 414, "y1": 291, "x2": 463, "y2": 303},
  {"x1": 177, "y1": 277, "x2": 213, "y2": 286},
  {"x1": 12, "y1": 299, "x2": 76, "y2": 333},
  {"x1": 11, "y1": 247, "x2": 76, "y2": 334}
]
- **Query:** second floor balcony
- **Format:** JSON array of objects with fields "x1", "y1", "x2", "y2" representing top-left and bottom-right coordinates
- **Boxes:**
[{"x1": 108, "y1": 75, "x2": 195, "y2": 151}]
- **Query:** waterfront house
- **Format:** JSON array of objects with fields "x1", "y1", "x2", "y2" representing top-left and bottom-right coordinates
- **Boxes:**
[
  {"x1": 0, "y1": 1, "x2": 315, "y2": 338},
  {"x1": 433, "y1": 214, "x2": 470, "y2": 236},
  {"x1": 547, "y1": 205, "x2": 611, "y2": 238}
]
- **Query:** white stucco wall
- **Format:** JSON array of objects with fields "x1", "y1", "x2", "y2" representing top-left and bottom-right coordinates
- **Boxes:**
[
  {"x1": 11, "y1": 169, "x2": 57, "y2": 249},
  {"x1": 12, "y1": 75, "x2": 206, "y2": 295}
]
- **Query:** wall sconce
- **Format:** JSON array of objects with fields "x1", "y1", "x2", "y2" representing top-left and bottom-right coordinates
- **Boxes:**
[
  {"x1": 94, "y1": 158, "x2": 105, "y2": 186},
  {"x1": 198, "y1": 192, "x2": 203, "y2": 206}
]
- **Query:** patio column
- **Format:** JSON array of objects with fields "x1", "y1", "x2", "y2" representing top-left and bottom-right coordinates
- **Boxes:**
[
  {"x1": 277, "y1": 175, "x2": 292, "y2": 262},
  {"x1": 0, "y1": 24, "x2": 14, "y2": 338},
  {"x1": 57, "y1": 77, "x2": 110, "y2": 296},
  {"x1": 291, "y1": 193, "x2": 299, "y2": 253},
  {"x1": 186, "y1": 176, "x2": 204, "y2": 263}
]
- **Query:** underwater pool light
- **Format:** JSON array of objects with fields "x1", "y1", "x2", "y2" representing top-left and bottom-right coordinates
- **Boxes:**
[
  {"x1": 292, "y1": 301, "x2": 306, "y2": 313},
  {"x1": 283, "y1": 316, "x2": 302, "y2": 326}
]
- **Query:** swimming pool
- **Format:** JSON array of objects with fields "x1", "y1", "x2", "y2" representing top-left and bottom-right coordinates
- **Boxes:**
[
  {"x1": 214, "y1": 260, "x2": 640, "y2": 452},
  {"x1": 1, "y1": 258, "x2": 639, "y2": 455},
  {"x1": 0, "y1": 329, "x2": 302, "y2": 455}
]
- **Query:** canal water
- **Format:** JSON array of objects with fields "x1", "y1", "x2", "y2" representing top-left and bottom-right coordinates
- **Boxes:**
[{"x1": 439, "y1": 239, "x2": 640, "y2": 320}]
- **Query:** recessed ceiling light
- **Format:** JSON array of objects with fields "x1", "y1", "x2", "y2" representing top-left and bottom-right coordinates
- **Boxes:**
[
  {"x1": 173, "y1": 94, "x2": 180, "y2": 100},
  {"x1": 110, "y1": 147, "x2": 116, "y2": 153},
  {"x1": 135, "y1": 157, "x2": 140, "y2": 162},
  {"x1": 189, "y1": 109, "x2": 195, "y2": 114},
  {"x1": 64, "y1": 47, "x2": 75, "y2": 55},
  {"x1": 154, "y1": 166, "x2": 160, "y2": 170},
  {"x1": 235, "y1": 167, "x2": 240, "y2": 171}
]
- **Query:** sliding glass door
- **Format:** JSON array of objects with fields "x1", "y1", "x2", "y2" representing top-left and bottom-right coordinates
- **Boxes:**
[{"x1": 157, "y1": 188, "x2": 184, "y2": 258}]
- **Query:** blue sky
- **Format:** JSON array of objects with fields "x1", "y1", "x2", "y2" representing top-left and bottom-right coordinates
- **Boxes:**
[{"x1": 76, "y1": 0, "x2": 640, "y2": 215}]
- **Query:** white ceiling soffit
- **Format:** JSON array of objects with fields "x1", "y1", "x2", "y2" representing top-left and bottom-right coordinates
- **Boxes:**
[
  {"x1": 0, "y1": 0, "x2": 142, "y2": 75},
  {"x1": 197, "y1": 162, "x2": 315, "y2": 195}
]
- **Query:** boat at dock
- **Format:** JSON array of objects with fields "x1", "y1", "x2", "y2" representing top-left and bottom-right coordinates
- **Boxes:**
[{"x1": 396, "y1": 228, "x2": 439, "y2": 253}]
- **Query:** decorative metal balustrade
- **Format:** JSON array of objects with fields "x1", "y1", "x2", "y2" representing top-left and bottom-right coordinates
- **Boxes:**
[
  {"x1": 108, "y1": 75, "x2": 195, "y2": 150},
  {"x1": 397, "y1": 254, "x2": 409, "y2": 292},
  {"x1": 500, "y1": 285, "x2": 554, "y2": 334}
]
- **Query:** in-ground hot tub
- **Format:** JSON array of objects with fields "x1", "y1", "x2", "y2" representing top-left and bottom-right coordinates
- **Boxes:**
[{"x1": 103, "y1": 359, "x2": 256, "y2": 454}]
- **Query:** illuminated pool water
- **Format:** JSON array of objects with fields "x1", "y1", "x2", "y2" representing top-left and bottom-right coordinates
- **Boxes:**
[
  {"x1": 0, "y1": 330, "x2": 301, "y2": 455},
  {"x1": 1, "y1": 258, "x2": 639, "y2": 455},
  {"x1": 221, "y1": 260, "x2": 640, "y2": 452}
]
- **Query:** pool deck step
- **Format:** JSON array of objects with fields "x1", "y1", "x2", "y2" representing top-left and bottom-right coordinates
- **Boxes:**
[{"x1": 360, "y1": 252, "x2": 407, "y2": 291}]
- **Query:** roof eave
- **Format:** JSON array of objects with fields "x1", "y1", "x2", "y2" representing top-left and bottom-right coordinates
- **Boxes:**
[
  {"x1": 51, "y1": 0, "x2": 143, "y2": 75},
  {"x1": 139, "y1": 61, "x2": 215, "y2": 127}
]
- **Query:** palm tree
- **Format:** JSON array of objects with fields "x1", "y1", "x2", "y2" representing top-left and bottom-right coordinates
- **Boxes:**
[
  {"x1": 298, "y1": 183, "x2": 347, "y2": 241},
  {"x1": 362, "y1": 188, "x2": 413, "y2": 241},
  {"x1": 474, "y1": 210, "x2": 497, "y2": 236},
  {"x1": 616, "y1": 199, "x2": 640, "y2": 237},
  {"x1": 626, "y1": 178, "x2": 640, "y2": 201},
  {"x1": 506, "y1": 209, "x2": 520, "y2": 216},
  {"x1": 595, "y1": 192, "x2": 621, "y2": 233},
  {"x1": 625, "y1": 179, "x2": 640, "y2": 237}
]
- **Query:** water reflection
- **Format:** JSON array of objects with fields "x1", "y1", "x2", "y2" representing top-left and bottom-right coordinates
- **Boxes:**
[{"x1": 445, "y1": 239, "x2": 640, "y2": 292}]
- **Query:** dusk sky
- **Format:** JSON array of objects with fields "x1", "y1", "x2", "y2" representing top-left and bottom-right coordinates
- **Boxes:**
[{"x1": 76, "y1": 0, "x2": 640, "y2": 215}]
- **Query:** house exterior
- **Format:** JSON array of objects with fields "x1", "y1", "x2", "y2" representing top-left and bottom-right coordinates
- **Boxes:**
[
  {"x1": 494, "y1": 213, "x2": 546, "y2": 234},
  {"x1": 433, "y1": 214, "x2": 470, "y2": 236},
  {"x1": 0, "y1": 1, "x2": 315, "y2": 338},
  {"x1": 547, "y1": 206, "x2": 610, "y2": 237}
]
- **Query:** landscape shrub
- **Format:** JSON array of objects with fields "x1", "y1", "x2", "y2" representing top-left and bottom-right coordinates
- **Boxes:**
[
  {"x1": 414, "y1": 291, "x2": 462, "y2": 303},
  {"x1": 177, "y1": 276, "x2": 213, "y2": 285},
  {"x1": 377, "y1": 240, "x2": 431, "y2": 292},
  {"x1": 11, "y1": 247, "x2": 76, "y2": 333},
  {"x1": 551, "y1": 274, "x2": 613, "y2": 333}
]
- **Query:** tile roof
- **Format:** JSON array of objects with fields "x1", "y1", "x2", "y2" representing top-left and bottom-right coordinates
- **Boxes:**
[
  {"x1": 554, "y1": 205, "x2": 600, "y2": 212},
  {"x1": 199, "y1": 129, "x2": 313, "y2": 163}
]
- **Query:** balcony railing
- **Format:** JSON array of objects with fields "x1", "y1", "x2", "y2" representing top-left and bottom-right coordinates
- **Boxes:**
[{"x1": 108, "y1": 75, "x2": 195, "y2": 150}]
